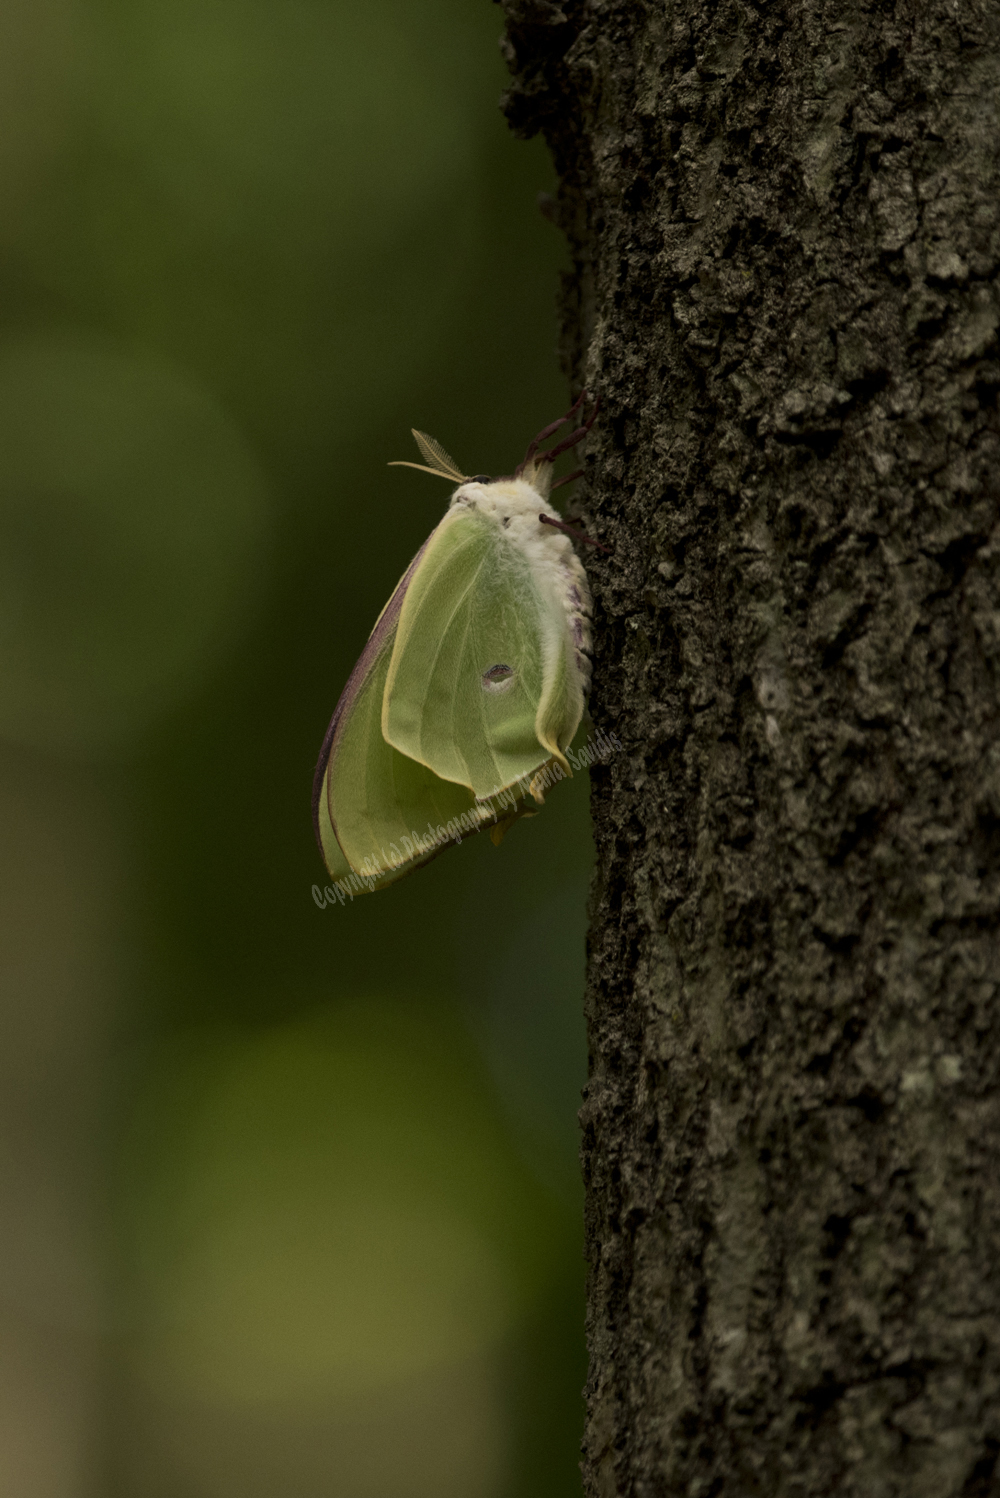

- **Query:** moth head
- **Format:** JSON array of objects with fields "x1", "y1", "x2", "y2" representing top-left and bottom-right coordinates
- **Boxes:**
[{"x1": 387, "y1": 399, "x2": 599, "y2": 503}]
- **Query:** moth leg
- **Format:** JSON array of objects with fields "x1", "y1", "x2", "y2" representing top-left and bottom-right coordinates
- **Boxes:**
[
  {"x1": 539, "y1": 394, "x2": 601, "y2": 463},
  {"x1": 490, "y1": 805, "x2": 539, "y2": 846},
  {"x1": 516, "y1": 389, "x2": 587, "y2": 476},
  {"x1": 549, "y1": 466, "x2": 583, "y2": 491},
  {"x1": 538, "y1": 511, "x2": 612, "y2": 553}
]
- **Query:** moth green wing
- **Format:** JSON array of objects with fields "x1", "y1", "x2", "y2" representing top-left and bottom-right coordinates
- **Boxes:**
[
  {"x1": 382, "y1": 508, "x2": 567, "y2": 801},
  {"x1": 327, "y1": 616, "x2": 486, "y2": 884},
  {"x1": 312, "y1": 547, "x2": 426, "y2": 889},
  {"x1": 312, "y1": 535, "x2": 489, "y2": 890}
]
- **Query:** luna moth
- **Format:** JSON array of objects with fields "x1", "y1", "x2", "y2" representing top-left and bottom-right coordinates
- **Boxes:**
[{"x1": 312, "y1": 394, "x2": 604, "y2": 894}]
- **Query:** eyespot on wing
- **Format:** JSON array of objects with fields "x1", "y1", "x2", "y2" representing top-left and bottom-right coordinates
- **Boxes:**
[{"x1": 481, "y1": 664, "x2": 515, "y2": 694}]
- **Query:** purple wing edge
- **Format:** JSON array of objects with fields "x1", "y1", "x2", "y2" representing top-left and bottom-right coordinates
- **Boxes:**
[{"x1": 310, "y1": 539, "x2": 431, "y2": 855}]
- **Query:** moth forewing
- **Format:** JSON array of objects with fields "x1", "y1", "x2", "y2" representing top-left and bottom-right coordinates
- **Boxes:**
[
  {"x1": 382, "y1": 505, "x2": 552, "y2": 800},
  {"x1": 380, "y1": 508, "x2": 485, "y2": 786}
]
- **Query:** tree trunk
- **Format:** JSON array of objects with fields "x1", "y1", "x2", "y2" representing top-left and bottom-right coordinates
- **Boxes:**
[{"x1": 500, "y1": 1, "x2": 1000, "y2": 1493}]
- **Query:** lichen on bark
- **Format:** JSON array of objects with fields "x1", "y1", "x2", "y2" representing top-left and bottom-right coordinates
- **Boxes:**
[{"x1": 499, "y1": 1, "x2": 1000, "y2": 1493}]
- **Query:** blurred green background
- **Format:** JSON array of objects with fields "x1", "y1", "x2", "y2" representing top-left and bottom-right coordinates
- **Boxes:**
[{"x1": 0, "y1": 0, "x2": 595, "y2": 1493}]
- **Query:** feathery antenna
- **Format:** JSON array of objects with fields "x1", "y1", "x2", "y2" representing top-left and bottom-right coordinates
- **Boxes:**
[{"x1": 388, "y1": 429, "x2": 468, "y2": 483}]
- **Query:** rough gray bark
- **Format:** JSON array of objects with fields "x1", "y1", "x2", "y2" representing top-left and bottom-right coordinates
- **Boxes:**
[{"x1": 500, "y1": 1, "x2": 1000, "y2": 1493}]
